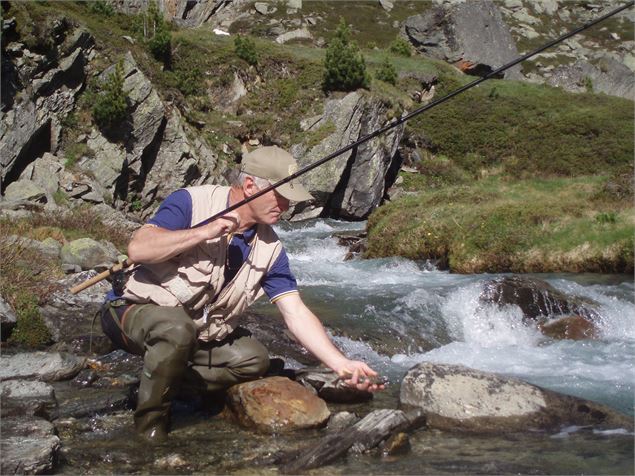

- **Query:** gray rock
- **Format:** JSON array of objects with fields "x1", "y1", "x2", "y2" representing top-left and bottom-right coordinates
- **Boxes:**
[
  {"x1": 400, "y1": 362, "x2": 634, "y2": 432},
  {"x1": 403, "y1": 0, "x2": 522, "y2": 80},
  {"x1": 0, "y1": 380, "x2": 57, "y2": 419},
  {"x1": 254, "y1": 2, "x2": 271, "y2": 15},
  {"x1": 0, "y1": 235, "x2": 61, "y2": 261},
  {"x1": 379, "y1": 0, "x2": 394, "y2": 12},
  {"x1": 0, "y1": 295, "x2": 17, "y2": 338},
  {"x1": 60, "y1": 237, "x2": 119, "y2": 271},
  {"x1": 326, "y1": 411, "x2": 360, "y2": 432},
  {"x1": 548, "y1": 58, "x2": 635, "y2": 99},
  {"x1": 0, "y1": 416, "x2": 60, "y2": 475},
  {"x1": 293, "y1": 91, "x2": 404, "y2": 219},
  {"x1": 3, "y1": 180, "x2": 47, "y2": 203},
  {"x1": 0, "y1": 352, "x2": 85, "y2": 382},
  {"x1": 275, "y1": 28, "x2": 313, "y2": 44}
]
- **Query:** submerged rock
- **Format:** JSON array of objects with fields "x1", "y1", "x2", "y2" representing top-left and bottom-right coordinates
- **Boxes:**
[
  {"x1": 226, "y1": 376, "x2": 330, "y2": 433},
  {"x1": 480, "y1": 276, "x2": 602, "y2": 339},
  {"x1": 400, "y1": 363, "x2": 634, "y2": 433}
]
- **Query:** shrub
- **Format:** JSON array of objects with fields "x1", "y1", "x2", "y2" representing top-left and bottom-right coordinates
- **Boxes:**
[
  {"x1": 234, "y1": 35, "x2": 258, "y2": 66},
  {"x1": 8, "y1": 292, "x2": 52, "y2": 348},
  {"x1": 142, "y1": 1, "x2": 171, "y2": 65},
  {"x1": 375, "y1": 58, "x2": 397, "y2": 85},
  {"x1": 323, "y1": 18, "x2": 369, "y2": 92},
  {"x1": 92, "y1": 60, "x2": 128, "y2": 130},
  {"x1": 390, "y1": 36, "x2": 412, "y2": 57},
  {"x1": 88, "y1": 0, "x2": 114, "y2": 16}
]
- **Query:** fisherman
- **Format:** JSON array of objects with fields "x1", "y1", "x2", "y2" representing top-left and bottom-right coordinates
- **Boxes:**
[{"x1": 101, "y1": 145, "x2": 383, "y2": 442}]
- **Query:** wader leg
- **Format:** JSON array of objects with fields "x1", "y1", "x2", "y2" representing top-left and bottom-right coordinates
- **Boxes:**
[
  {"x1": 122, "y1": 305, "x2": 197, "y2": 442},
  {"x1": 189, "y1": 327, "x2": 270, "y2": 394}
]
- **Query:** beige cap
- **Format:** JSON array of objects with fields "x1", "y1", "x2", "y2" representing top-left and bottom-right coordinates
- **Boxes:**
[{"x1": 241, "y1": 146, "x2": 313, "y2": 202}]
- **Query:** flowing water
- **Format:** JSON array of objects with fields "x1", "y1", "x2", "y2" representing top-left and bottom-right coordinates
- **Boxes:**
[{"x1": 57, "y1": 219, "x2": 634, "y2": 475}]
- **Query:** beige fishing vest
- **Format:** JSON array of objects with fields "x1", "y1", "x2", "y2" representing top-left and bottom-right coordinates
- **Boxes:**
[{"x1": 123, "y1": 185, "x2": 282, "y2": 341}]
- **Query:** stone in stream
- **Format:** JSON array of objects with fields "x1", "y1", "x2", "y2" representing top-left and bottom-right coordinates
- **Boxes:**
[
  {"x1": 0, "y1": 416, "x2": 60, "y2": 475},
  {"x1": 400, "y1": 363, "x2": 634, "y2": 433},
  {"x1": 480, "y1": 276, "x2": 602, "y2": 339},
  {"x1": 0, "y1": 352, "x2": 86, "y2": 382},
  {"x1": 226, "y1": 376, "x2": 331, "y2": 433},
  {"x1": 0, "y1": 380, "x2": 57, "y2": 419}
]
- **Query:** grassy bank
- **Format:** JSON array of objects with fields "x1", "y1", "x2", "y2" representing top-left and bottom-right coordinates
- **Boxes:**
[{"x1": 367, "y1": 174, "x2": 634, "y2": 274}]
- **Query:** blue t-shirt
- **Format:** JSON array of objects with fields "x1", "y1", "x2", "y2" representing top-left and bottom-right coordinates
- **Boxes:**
[{"x1": 148, "y1": 189, "x2": 298, "y2": 302}]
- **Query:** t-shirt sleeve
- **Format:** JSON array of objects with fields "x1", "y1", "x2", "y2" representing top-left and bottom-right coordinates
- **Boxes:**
[
  {"x1": 147, "y1": 189, "x2": 192, "y2": 230},
  {"x1": 263, "y1": 248, "x2": 299, "y2": 303}
]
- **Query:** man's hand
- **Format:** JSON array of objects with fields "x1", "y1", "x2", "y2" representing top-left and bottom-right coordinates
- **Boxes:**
[
  {"x1": 335, "y1": 360, "x2": 385, "y2": 393},
  {"x1": 204, "y1": 212, "x2": 240, "y2": 239}
]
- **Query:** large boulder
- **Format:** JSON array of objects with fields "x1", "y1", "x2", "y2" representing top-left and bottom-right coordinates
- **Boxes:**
[
  {"x1": 226, "y1": 376, "x2": 331, "y2": 433},
  {"x1": 480, "y1": 276, "x2": 601, "y2": 321},
  {"x1": 292, "y1": 91, "x2": 404, "y2": 220},
  {"x1": 400, "y1": 362, "x2": 633, "y2": 433},
  {"x1": 547, "y1": 57, "x2": 635, "y2": 100},
  {"x1": 402, "y1": 0, "x2": 522, "y2": 80}
]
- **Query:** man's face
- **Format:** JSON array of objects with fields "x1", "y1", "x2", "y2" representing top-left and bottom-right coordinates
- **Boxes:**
[{"x1": 245, "y1": 178, "x2": 290, "y2": 225}]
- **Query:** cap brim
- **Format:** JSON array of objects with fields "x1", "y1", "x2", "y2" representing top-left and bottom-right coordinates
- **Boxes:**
[{"x1": 276, "y1": 180, "x2": 313, "y2": 202}]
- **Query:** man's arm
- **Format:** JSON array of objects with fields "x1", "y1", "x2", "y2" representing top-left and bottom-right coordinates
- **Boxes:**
[
  {"x1": 127, "y1": 214, "x2": 240, "y2": 264},
  {"x1": 275, "y1": 293, "x2": 383, "y2": 392}
]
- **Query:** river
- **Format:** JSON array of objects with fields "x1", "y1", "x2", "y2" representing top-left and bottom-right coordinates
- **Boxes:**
[{"x1": 57, "y1": 218, "x2": 634, "y2": 475}]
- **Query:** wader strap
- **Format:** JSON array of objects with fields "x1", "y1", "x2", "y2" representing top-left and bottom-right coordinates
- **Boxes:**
[{"x1": 89, "y1": 310, "x2": 100, "y2": 355}]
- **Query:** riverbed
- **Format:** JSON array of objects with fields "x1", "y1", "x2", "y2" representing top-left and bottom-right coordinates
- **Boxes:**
[{"x1": 57, "y1": 218, "x2": 634, "y2": 475}]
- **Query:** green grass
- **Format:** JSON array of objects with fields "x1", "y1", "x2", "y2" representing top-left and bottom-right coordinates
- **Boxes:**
[
  {"x1": 406, "y1": 80, "x2": 634, "y2": 179},
  {"x1": 367, "y1": 176, "x2": 634, "y2": 273}
]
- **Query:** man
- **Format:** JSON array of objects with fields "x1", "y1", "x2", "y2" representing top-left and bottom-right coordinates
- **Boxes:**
[{"x1": 101, "y1": 145, "x2": 383, "y2": 442}]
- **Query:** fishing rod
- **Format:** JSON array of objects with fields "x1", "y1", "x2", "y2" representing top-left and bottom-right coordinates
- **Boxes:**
[{"x1": 70, "y1": 1, "x2": 633, "y2": 294}]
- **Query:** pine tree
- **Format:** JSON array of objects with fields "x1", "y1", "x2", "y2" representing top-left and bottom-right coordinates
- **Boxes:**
[
  {"x1": 92, "y1": 60, "x2": 128, "y2": 130},
  {"x1": 323, "y1": 18, "x2": 369, "y2": 92}
]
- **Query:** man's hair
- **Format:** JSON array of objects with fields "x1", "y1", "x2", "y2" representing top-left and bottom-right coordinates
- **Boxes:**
[{"x1": 232, "y1": 171, "x2": 271, "y2": 189}]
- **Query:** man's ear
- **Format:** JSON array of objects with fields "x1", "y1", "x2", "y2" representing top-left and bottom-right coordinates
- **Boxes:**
[{"x1": 243, "y1": 175, "x2": 258, "y2": 197}]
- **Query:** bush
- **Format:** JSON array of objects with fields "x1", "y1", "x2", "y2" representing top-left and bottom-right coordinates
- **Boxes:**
[
  {"x1": 390, "y1": 36, "x2": 412, "y2": 57},
  {"x1": 8, "y1": 292, "x2": 52, "y2": 348},
  {"x1": 234, "y1": 35, "x2": 258, "y2": 66},
  {"x1": 92, "y1": 60, "x2": 128, "y2": 130},
  {"x1": 323, "y1": 18, "x2": 369, "y2": 92},
  {"x1": 88, "y1": 0, "x2": 114, "y2": 16},
  {"x1": 142, "y1": 1, "x2": 171, "y2": 65},
  {"x1": 375, "y1": 58, "x2": 397, "y2": 85}
]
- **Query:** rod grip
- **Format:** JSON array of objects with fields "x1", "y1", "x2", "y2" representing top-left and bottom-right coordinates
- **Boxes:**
[{"x1": 69, "y1": 259, "x2": 131, "y2": 295}]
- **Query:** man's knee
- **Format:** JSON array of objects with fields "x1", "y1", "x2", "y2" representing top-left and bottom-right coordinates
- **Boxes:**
[
  {"x1": 236, "y1": 338, "x2": 270, "y2": 378},
  {"x1": 166, "y1": 321, "x2": 197, "y2": 349}
]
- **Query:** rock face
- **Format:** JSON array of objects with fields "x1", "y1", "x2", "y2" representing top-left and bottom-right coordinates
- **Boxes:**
[
  {"x1": 226, "y1": 376, "x2": 331, "y2": 433},
  {"x1": 82, "y1": 53, "x2": 219, "y2": 217},
  {"x1": 1, "y1": 20, "x2": 94, "y2": 193},
  {"x1": 403, "y1": 0, "x2": 522, "y2": 79},
  {"x1": 0, "y1": 296, "x2": 18, "y2": 339},
  {"x1": 400, "y1": 362, "x2": 633, "y2": 433},
  {"x1": 292, "y1": 91, "x2": 404, "y2": 220},
  {"x1": 548, "y1": 58, "x2": 635, "y2": 100}
]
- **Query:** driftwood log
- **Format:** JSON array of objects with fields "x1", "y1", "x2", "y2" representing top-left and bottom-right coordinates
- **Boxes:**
[{"x1": 279, "y1": 408, "x2": 425, "y2": 473}]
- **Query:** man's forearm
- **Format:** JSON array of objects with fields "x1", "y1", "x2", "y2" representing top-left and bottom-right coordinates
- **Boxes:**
[{"x1": 127, "y1": 225, "x2": 208, "y2": 264}]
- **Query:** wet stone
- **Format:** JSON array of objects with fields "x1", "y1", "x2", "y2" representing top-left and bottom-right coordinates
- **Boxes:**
[
  {"x1": 0, "y1": 380, "x2": 57, "y2": 419},
  {"x1": 0, "y1": 416, "x2": 60, "y2": 475},
  {"x1": 226, "y1": 376, "x2": 331, "y2": 433},
  {"x1": 0, "y1": 352, "x2": 86, "y2": 382}
]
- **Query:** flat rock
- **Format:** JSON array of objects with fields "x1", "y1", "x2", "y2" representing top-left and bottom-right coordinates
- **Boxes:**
[
  {"x1": 0, "y1": 416, "x2": 60, "y2": 475},
  {"x1": 400, "y1": 362, "x2": 634, "y2": 433},
  {"x1": 0, "y1": 380, "x2": 57, "y2": 419},
  {"x1": 226, "y1": 376, "x2": 330, "y2": 433},
  {"x1": 0, "y1": 352, "x2": 86, "y2": 382}
]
